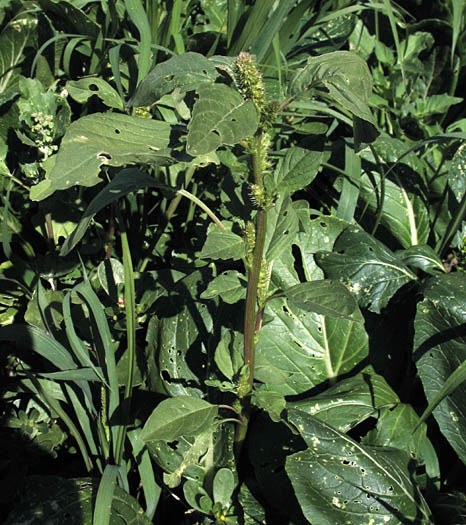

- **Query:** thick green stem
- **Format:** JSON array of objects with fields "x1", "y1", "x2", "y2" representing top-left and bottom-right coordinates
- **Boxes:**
[{"x1": 235, "y1": 137, "x2": 268, "y2": 454}]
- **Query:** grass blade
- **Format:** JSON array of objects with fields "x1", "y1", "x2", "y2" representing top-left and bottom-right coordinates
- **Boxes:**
[
  {"x1": 93, "y1": 464, "x2": 119, "y2": 525},
  {"x1": 128, "y1": 428, "x2": 161, "y2": 520},
  {"x1": 125, "y1": 0, "x2": 152, "y2": 84}
]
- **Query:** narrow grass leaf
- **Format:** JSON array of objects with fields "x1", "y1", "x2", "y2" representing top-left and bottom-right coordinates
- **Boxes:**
[
  {"x1": 128, "y1": 428, "x2": 161, "y2": 520},
  {"x1": 125, "y1": 0, "x2": 152, "y2": 84},
  {"x1": 93, "y1": 464, "x2": 119, "y2": 525}
]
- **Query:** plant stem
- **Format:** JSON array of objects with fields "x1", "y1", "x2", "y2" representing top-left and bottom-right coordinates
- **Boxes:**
[{"x1": 235, "y1": 135, "x2": 268, "y2": 454}]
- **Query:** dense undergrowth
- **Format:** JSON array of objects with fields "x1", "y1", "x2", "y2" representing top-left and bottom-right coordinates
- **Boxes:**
[{"x1": 1, "y1": 1, "x2": 466, "y2": 524}]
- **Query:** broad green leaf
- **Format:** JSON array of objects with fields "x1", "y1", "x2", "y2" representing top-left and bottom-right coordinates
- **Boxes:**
[
  {"x1": 288, "y1": 372, "x2": 399, "y2": 432},
  {"x1": 141, "y1": 396, "x2": 218, "y2": 443},
  {"x1": 199, "y1": 222, "x2": 245, "y2": 261},
  {"x1": 396, "y1": 245, "x2": 445, "y2": 275},
  {"x1": 279, "y1": 280, "x2": 362, "y2": 322},
  {"x1": 264, "y1": 193, "x2": 299, "y2": 261},
  {"x1": 200, "y1": 270, "x2": 247, "y2": 303},
  {"x1": 316, "y1": 226, "x2": 417, "y2": 313},
  {"x1": 274, "y1": 145, "x2": 323, "y2": 193},
  {"x1": 4, "y1": 476, "x2": 151, "y2": 525},
  {"x1": 157, "y1": 270, "x2": 213, "y2": 397},
  {"x1": 163, "y1": 430, "x2": 212, "y2": 488},
  {"x1": 252, "y1": 391, "x2": 286, "y2": 422},
  {"x1": 359, "y1": 171, "x2": 430, "y2": 249},
  {"x1": 184, "y1": 480, "x2": 213, "y2": 515},
  {"x1": 66, "y1": 78, "x2": 124, "y2": 110},
  {"x1": 60, "y1": 169, "x2": 172, "y2": 256},
  {"x1": 213, "y1": 468, "x2": 235, "y2": 507},
  {"x1": 187, "y1": 84, "x2": 258, "y2": 156},
  {"x1": 31, "y1": 114, "x2": 172, "y2": 201},
  {"x1": 248, "y1": 413, "x2": 308, "y2": 523},
  {"x1": 255, "y1": 297, "x2": 368, "y2": 395},
  {"x1": 363, "y1": 404, "x2": 427, "y2": 461},
  {"x1": 0, "y1": 18, "x2": 35, "y2": 104},
  {"x1": 414, "y1": 273, "x2": 466, "y2": 465},
  {"x1": 285, "y1": 409, "x2": 432, "y2": 525},
  {"x1": 288, "y1": 51, "x2": 377, "y2": 127},
  {"x1": 413, "y1": 94, "x2": 463, "y2": 118},
  {"x1": 294, "y1": 215, "x2": 350, "y2": 282},
  {"x1": 128, "y1": 52, "x2": 218, "y2": 106}
]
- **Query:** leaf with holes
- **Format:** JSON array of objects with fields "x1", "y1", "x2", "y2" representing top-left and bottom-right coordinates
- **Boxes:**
[
  {"x1": 255, "y1": 297, "x2": 368, "y2": 395},
  {"x1": 288, "y1": 372, "x2": 399, "y2": 432},
  {"x1": 128, "y1": 52, "x2": 218, "y2": 106},
  {"x1": 30, "y1": 113, "x2": 172, "y2": 201},
  {"x1": 155, "y1": 270, "x2": 213, "y2": 397},
  {"x1": 280, "y1": 280, "x2": 362, "y2": 323},
  {"x1": 264, "y1": 193, "x2": 299, "y2": 261},
  {"x1": 316, "y1": 226, "x2": 417, "y2": 313},
  {"x1": 288, "y1": 51, "x2": 377, "y2": 126},
  {"x1": 187, "y1": 84, "x2": 258, "y2": 156},
  {"x1": 285, "y1": 409, "x2": 432, "y2": 525},
  {"x1": 414, "y1": 273, "x2": 466, "y2": 465}
]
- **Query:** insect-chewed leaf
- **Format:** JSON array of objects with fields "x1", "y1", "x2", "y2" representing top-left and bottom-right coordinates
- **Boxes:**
[
  {"x1": 128, "y1": 52, "x2": 218, "y2": 106},
  {"x1": 187, "y1": 84, "x2": 258, "y2": 156}
]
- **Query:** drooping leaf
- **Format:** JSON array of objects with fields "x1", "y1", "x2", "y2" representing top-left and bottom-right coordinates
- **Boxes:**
[
  {"x1": 288, "y1": 372, "x2": 399, "y2": 432},
  {"x1": 255, "y1": 297, "x2": 369, "y2": 395},
  {"x1": 187, "y1": 84, "x2": 258, "y2": 156},
  {"x1": 285, "y1": 409, "x2": 432, "y2": 525},
  {"x1": 66, "y1": 78, "x2": 124, "y2": 110},
  {"x1": 288, "y1": 51, "x2": 377, "y2": 127},
  {"x1": 0, "y1": 324, "x2": 77, "y2": 371},
  {"x1": 279, "y1": 280, "x2": 362, "y2": 322},
  {"x1": 199, "y1": 221, "x2": 245, "y2": 261},
  {"x1": 414, "y1": 273, "x2": 466, "y2": 465},
  {"x1": 128, "y1": 52, "x2": 218, "y2": 106},
  {"x1": 31, "y1": 114, "x2": 172, "y2": 201},
  {"x1": 316, "y1": 226, "x2": 417, "y2": 313},
  {"x1": 60, "y1": 169, "x2": 172, "y2": 256},
  {"x1": 141, "y1": 396, "x2": 218, "y2": 443},
  {"x1": 396, "y1": 245, "x2": 445, "y2": 275}
]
